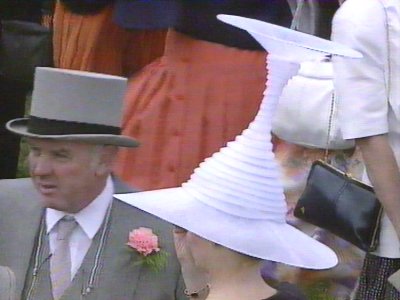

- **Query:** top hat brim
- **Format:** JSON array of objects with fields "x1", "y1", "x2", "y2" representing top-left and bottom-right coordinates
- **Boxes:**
[
  {"x1": 6, "y1": 118, "x2": 139, "y2": 148},
  {"x1": 116, "y1": 188, "x2": 338, "y2": 270}
]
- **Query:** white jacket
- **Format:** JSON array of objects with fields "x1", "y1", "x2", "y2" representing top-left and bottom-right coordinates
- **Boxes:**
[{"x1": 332, "y1": 0, "x2": 400, "y2": 257}]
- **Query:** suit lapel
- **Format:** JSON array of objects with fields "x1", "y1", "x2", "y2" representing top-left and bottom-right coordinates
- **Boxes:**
[
  {"x1": 12, "y1": 195, "x2": 43, "y2": 297},
  {"x1": 22, "y1": 221, "x2": 53, "y2": 300}
]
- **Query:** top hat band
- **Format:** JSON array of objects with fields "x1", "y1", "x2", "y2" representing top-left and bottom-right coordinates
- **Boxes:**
[{"x1": 27, "y1": 115, "x2": 121, "y2": 136}]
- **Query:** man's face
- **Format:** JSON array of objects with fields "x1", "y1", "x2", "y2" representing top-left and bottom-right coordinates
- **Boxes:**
[{"x1": 27, "y1": 138, "x2": 107, "y2": 213}]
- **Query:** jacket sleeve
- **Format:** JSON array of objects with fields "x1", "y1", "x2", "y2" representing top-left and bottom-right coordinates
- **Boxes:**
[{"x1": 332, "y1": 0, "x2": 389, "y2": 140}]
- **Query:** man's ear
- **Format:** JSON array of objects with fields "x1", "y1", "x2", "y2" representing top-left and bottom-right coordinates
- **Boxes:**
[{"x1": 95, "y1": 145, "x2": 118, "y2": 176}]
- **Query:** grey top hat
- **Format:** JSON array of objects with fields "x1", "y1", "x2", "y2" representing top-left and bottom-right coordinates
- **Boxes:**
[{"x1": 6, "y1": 67, "x2": 138, "y2": 147}]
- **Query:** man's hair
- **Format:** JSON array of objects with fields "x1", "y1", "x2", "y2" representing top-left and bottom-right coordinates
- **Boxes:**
[{"x1": 89, "y1": 144, "x2": 117, "y2": 171}]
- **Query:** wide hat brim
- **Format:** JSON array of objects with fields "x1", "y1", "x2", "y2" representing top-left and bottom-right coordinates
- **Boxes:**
[
  {"x1": 217, "y1": 14, "x2": 362, "y2": 60},
  {"x1": 7, "y1": 118, "x2": 139, "y2": 148},
  {"x1": 116, "y1": 188, "x2": 338, "y2": 270}
]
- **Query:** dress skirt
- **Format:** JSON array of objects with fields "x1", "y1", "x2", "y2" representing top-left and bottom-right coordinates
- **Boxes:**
[
  {"x1": 115, "y1": 29, "x2": 267, "y2": 190},
  {"x1": 52, "y1": 1, "x2": 166, "y2": 76}
]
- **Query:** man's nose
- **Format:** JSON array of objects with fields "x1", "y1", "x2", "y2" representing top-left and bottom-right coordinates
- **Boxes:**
[{"x1": 30, "y1": 156, "x2": 52, "y2": 176}]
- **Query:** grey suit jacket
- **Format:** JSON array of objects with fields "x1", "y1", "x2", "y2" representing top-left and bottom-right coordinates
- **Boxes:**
[{"x1": 0, "y1": 178, "x2": 185, "y2": 300}]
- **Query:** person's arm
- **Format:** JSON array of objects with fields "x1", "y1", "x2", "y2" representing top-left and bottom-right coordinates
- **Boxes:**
[
  {"x1": 356, "y1": 135, "x2": 400, "y2": 239},
  {"x1": 332, "y1": 1, "x2": 400, "y2": 234}
]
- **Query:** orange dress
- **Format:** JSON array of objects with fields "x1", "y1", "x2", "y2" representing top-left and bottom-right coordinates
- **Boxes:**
[
  {"x1": 115, "y1": 29, "x2": 267, "y2": 190},
  {"x1": 52, "y1": 1, "x2": 166, "y2": 76}
]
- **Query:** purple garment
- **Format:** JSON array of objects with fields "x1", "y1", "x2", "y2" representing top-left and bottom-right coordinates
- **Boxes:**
[
  {"x1": 113, "y1": 0, "x2": 292, "y2": 50},
  {"x1": 114, "y1": 0, "x2": 179, "y2": 29}
]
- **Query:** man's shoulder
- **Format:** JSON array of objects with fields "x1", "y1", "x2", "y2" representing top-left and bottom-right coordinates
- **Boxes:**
[
  {"x1": 0, "y1": 177, "x2": 33, "y2": 189},
  {"x1": 0, "y1": 178, "x2": 38, "y2": 213},
  {"x1": 0, "y1": 177, "x2": 35, "y2": 198}
]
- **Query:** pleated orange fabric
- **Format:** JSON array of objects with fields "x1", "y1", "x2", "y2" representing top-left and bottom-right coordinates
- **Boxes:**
[
  {"x1": 52, "y1": 1, "x2": 166, "y2": 76},
  {"x1": 115, "y1": 29, "x2": 267, "y2": 190}
]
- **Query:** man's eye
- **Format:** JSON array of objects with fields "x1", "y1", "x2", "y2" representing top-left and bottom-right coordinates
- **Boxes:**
[
  {"x1": 54, "y1": 152, "x2": 70, "y2": 159},
  {"x1": 29, "y1": 148, "x2": 41, "y2": 156}
]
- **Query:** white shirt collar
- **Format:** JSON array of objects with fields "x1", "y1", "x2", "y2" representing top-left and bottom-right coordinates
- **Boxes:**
[{"x1": 46, "y1": 176, "x2": 114, "y2": 239}]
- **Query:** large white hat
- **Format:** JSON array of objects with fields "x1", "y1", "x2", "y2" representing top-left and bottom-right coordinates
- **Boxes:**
[
  {"x1": 116, "y1": 15, "x2": 362, "y2": 269},
  {"x1": 116, "y1": 130, "x2": 337, "y2": 269},
  {"x1": 6, "y1": 67, "x2": 138, "y2": 147},
  {"x1": 216, "y1": 14, "x2": 361, "y2": 61}
]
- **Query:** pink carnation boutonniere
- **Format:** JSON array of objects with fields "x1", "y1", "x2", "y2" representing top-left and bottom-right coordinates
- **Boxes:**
[{"x1": 127, "y1": 227, "x2": 169, "y2": 272}]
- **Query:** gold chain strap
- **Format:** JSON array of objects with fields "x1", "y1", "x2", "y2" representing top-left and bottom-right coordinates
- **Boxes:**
[{"x1": 324, "y1": 79, "x2": 336, "y2": 162}]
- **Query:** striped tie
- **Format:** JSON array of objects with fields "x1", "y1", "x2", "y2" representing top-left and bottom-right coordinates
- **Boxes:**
[{"x1": 50, "y1": 216, "x2": 78, "y2": 300}]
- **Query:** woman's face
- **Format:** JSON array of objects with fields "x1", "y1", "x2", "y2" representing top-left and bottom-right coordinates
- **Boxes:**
[
  {"x1": 173, "y1": 227, "x2": 214, "y2": 269},
  {"x1": 186, "y1": 232, "x2": 215, "y2": 268}
]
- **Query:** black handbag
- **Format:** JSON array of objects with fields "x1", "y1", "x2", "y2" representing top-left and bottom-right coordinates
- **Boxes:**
[
  {"x1": 292, "y1": 52, "x2": 384, "y2": 252},
  {"x1": 0, "y1": 20, "x2": 53, "y2": 85},
  {"x1": 294, "y1": 159, "x2": 383, "y2": 252}
]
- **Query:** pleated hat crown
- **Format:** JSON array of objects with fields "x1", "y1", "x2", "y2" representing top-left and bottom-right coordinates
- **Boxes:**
[{"x1": 182, "y1": 112, "x2": 285, "y2": 221}]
